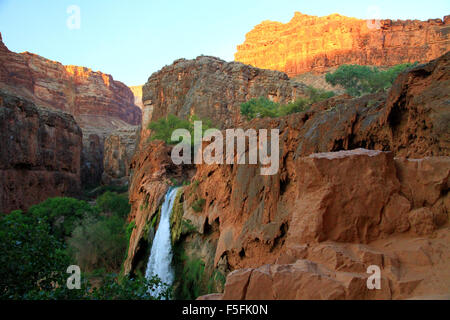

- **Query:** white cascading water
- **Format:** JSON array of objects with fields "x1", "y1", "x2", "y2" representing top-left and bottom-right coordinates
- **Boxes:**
[{"x1": 145, "y1": 186, "x2": 179, "y2": 297}]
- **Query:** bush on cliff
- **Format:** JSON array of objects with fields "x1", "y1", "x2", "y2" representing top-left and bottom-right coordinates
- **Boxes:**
[
  {"x1": 148, "y1": 114, "x2": 213, "y2": 145},
  {"x1": 240, "y1": 96, "x2": 280, "y2": 119},
  {"x1": 240, "y1": 86, "x2": 335, "y2": 120},
  {"x1": 325, "y1": 63, "x2": 417, "y2": 96}
]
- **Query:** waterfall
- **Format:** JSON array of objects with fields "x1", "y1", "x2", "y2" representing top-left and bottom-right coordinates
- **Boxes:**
[{"x1": 145, "y1": 186, "x2": 179, "y2": 297}]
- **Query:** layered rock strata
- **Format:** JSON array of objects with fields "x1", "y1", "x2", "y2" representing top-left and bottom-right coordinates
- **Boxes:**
[{"x1": 235, "y1": 12, "x2": 450, "y2": 76}]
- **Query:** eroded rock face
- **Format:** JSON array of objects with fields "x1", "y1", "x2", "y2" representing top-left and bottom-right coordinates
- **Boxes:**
[
  {"x1": 235, "y1": 12, "x2": 450, "y2": 76},
  {"x1": 102, "y1": 126, "x2": 140, "y2": 186},
  {"x1": 126, "y1": 52, "x2": 450, "y2": 299},
  {"x1": 141, "y1": 55, "x2": 308, "y2": 134},
  {"x1": 0, "y1": 89, "x2": 82, "y2": 213},
  {"x1": 190, "y1": 149, "x2": 449, "y2": 300},
  {"x1": 0, "y1": 33, "x2": 142, "y2": 186},
  {"x1": 123, "y1": 141, "x2": 193, "y2": 275}
]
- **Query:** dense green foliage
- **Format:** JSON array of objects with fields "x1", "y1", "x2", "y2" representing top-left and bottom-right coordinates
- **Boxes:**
[
  {"x1": 240, "y1": 96, "x2": 280, "y2": 119},
  {"x1": 172, "y1": 243, "x2": 206, "y2": 300},
  {"x1": 96, "y1": 191, "x2": 131, "y2": 219},
  {"x1": 148, "y1": 114, "x2": 213, "y2": 145},
  {"x1": 325, "y1": 63, "x2": 417, "y2": 96},
  {"x1": 27, "y1": 197, "x2": 98, "y2": 240},
  {"x1": 240, "y1": 86, "x2": 335, "y2": 120},
  {"x1": 0, "y1": 191, "x2": 169, "y2": 300},
  {"x1": 0, "y1": 210, "x2": 72, "y2": 299},
  {"x1": 68, "y1": 214, "x2": 127, "y2": 272},
  {"x1": 21, "y1": 273, "x2": 170, "y2": 300}
]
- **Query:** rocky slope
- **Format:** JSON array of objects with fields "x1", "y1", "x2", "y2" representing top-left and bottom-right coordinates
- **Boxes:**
[
  {"x1": 141, "y1": 55, "x2": 308, "y2": 140},
  {"x1": 0, "y1": 32, "x2": 141, "y2": 187},
  {"x1": 124, "y1": 52, "x2": 449, "y2": 299},
  {"x1": 235, "y1": 12, "x2": 450, "y2": 77},
  {"x1": 0, "y1": 88, "x2": 82, "y2": 213}
]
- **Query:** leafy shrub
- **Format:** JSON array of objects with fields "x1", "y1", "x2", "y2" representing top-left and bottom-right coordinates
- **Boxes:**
[
  {"x1": 22, "y1": 273, "x2": 170, "y2": 300},
  {"x1": 96, "y1": 191, "x2": 131, "y2": 219},
  {"x1": 27, "y1": 197, "x2": 98, "y2": 240},
  {"x1": 240, "y1": 97, "x2": 279, "y2": 120},
  {"x1": 148, "y1": 114, "x2": 213, "y2": 145},
  {"x1": 306, "y1": 86, "x2": 336, "y2": 103},
  {"x1": 0, "y1": 197, "x2": 169, "y2": 300},
  {"x1": 240, "y1": 86, "x2": 335, "y2": 120},
  {"x1": 0, "y1": 210, "x2": 72, "y2": 299},
  {"x1": 191, "y1": 198, "x2": 206, "y2": 213},
  {"x1": 325, "y1": 63, "x2": 417, "y2": 96},
  {"x1": 278, "y1": 98, "x2": 310, "y2": 116},
  {"x1": 88, "y1": 274, "x2": 171, "y2": 300},
  {"x1": 67, "y1": 215, "x2": 128, "y2": 273}
]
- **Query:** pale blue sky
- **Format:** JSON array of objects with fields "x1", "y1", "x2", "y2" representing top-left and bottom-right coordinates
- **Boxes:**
[{"x1": 0, "y1": 0, "x2": 448, "y2": 86}]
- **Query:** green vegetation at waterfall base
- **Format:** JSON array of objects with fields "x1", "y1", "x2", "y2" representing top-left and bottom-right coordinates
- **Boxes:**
[
  {"x1": 172, "y1": 244, "x2": 225, "y2": 300},
  {"x1": 325, "y1": 62, "x2": 418, "y2": 96},
  {"x1": 240, "y1": 86, "x2": 335, "y2": 120},
  {"x1": 0, "y1": 192, "x2": 168, "y2": 300}
]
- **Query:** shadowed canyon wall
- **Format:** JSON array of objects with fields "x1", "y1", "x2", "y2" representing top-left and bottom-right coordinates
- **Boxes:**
[
  {"x1": 235, "y1": 12, "x2": 450, "y2": 77},
  {"x1": 0, "y1": 32, "x2": 142, "y2": 188},
  {"x1": 0, "y1": 89, "x2": 82, "y2": 213}
]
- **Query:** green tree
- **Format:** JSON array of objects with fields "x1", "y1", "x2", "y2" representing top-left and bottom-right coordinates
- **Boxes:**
[
  {"x1": 148, "y1": 114, "x2": 192, "y2": 144},
  {"x1": 325, "y1": 63, "x2": 417, "y2": 96},
  {"x1": 240, "y1": 97, "x2": 279, "y2": 120},
  {"x1": 67, "y1": 214, "x2": 128, "y2": 272},
  {"x1": 96, "y1": 191, "x2": 131, "y2": 219},
  {"x1": 148, "y1": 114, "x2": 213, "y2": 147},
  {"x1": 0, "y1": 210, "x2": 72, "y2": 299},
  {"x1": 27, "y1": 197, "x2": 98, "y2": 240},
  {"x1": 240, "y1": 87, "x2": 335, "y2": 120}
]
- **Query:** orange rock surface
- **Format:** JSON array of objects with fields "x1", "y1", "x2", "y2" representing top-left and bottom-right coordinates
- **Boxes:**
[
  {"x1": 235, "y1": 12, "x2": 450, "y2": 76},
  {"x1": 125, "y1": 52, "x2": 450, "y2": 299}
]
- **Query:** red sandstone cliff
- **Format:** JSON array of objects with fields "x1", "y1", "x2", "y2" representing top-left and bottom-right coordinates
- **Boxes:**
[
  {"x1": 235, "y1": 12, "x2": 450, "y2": 77},
  {"x1": 124, "y1": 52, "x2": 450, "y2": 299},
  {"x1": 0, "y1": 32, "x2": 142, "y2": 186},
  {"x1": 141, "y1": 56, "x2": 308, "y2": 136},
  {"x1": 0, "y1": 88, "x2": 82, "y2": 213}
]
